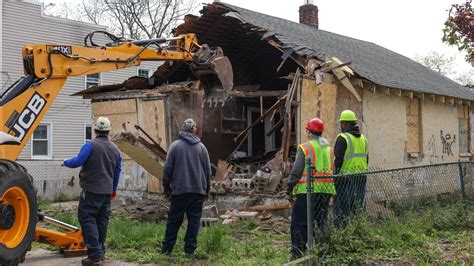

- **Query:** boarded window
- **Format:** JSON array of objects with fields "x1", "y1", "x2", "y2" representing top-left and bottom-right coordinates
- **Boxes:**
[
  {"x1": 406, "y1": 98, "x2": 421, "y2": 154},
  {"x1": 458, "y1": 105, "x2": 469, "y2": 154}
]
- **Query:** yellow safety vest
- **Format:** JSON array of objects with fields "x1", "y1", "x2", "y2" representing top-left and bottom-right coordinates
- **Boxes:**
[
  {"x1": 338, "y1": 133, "x2": 368, "y2": 174},
  {"x1": 292, "y1": 139, "x2": 336, "y2": 195}
]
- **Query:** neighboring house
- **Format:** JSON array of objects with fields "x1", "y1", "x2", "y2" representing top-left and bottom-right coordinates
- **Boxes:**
[
  {"x1": 77, "y1": 2, "x2": 474, "y2": 200},
  {"x1": 1, "y1": 0, "x2": 158, "y2": 199}
]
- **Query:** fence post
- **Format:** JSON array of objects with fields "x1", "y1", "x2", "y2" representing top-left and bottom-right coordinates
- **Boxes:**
[
  {"x1": 458, "y1": 162, "x2": 467, "y2": 204},
  {"x1": 306, "y1": 157, "x2": 313, "y2": 266}
]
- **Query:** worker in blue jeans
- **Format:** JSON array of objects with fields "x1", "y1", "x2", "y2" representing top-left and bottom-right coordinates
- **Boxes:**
[
  {"x1": 161, "y1": 118, "x2": 211, "y2": 256},
  {"x1": 63, "y1": 117, "x2": 122, "y2": 265}
]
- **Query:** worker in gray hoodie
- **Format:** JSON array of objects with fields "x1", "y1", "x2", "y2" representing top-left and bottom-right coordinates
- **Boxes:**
[{"x1": 161, "y1": 118, "x2": 211, "y2": 256}]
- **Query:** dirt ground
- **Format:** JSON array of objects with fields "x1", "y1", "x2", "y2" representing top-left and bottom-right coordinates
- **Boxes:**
[
  {"x1": 48, "y1": 199, "x2": 170, "y2": 222},
  {"x1": 22, "y1": 249, "x2": 138, "y2": 266}
]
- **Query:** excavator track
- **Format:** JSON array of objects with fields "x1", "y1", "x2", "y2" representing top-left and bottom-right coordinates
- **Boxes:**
[{"x1": 0, "y1": 160, "x2": 37, "y2": 266}]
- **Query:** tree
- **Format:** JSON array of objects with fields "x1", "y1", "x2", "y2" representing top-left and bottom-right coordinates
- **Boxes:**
[
  {"x1": 79, "y1": 0, "x2": 198, "y2": 39},
  {"x1": 415, "y1": 51, "x2": 456, "y2": 76},
  {"x1": 415, "y1": 51, "x2": 473, "y2": 86},
  {"x1": 41, "y1": 0, "x2": 197, "y2": 39},
  {"x1": 442, "y1": 0, "x2": 473, "y2": 65}
]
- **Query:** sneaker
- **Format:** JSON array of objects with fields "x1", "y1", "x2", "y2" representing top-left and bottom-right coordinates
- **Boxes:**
[{"x1": 81, "y1": 257, "x2": 104, "y2": 266}]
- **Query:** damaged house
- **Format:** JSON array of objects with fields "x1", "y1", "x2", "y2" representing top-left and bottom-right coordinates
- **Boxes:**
[{"x1": 77, "y1": 2, "x2": 474, "y2": 205}]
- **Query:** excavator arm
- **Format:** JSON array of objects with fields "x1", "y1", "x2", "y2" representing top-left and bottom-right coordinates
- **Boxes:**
[
  {"x1": 1, "y1": 32, "x2": 232, "y2": 160},
  {"x1": 0, "y1": 32, "x2": 233, "y2": 264}
]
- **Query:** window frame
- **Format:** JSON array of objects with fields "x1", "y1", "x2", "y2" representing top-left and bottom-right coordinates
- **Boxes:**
[
  {"x1": 84, "y1": 73, "x2": 102, "y2": 90},
  {"x1": 137, "y1": 68, "x2": 150, "y2": 78},
  {"x1": 30, "y1": 123, "x2": 53, "y2": 159},
  {"x1": 84, "y1": 123, "x2": 92, "y2": 143}
]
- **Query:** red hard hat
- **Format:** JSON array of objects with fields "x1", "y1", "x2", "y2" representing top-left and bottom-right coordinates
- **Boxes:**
[{"x1": 306, "y1": 118, "x2": 324, "y2": 132}]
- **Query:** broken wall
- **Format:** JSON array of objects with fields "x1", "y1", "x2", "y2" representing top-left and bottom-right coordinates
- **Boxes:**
[
  {"x1": 91, "y1": 97, "x2": 168, "y2": 197},
  {"x1": 202, "y1": 98, "x2": 244, "y2": 163}
]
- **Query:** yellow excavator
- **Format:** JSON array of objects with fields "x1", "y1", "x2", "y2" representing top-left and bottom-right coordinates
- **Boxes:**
[{"x1": 0, "y1": 31, "x2": 233, "y2": 265}]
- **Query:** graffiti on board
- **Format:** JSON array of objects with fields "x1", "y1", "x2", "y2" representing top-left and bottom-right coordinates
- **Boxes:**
[{"x1": 440, "y1": 130, "x2": 456, "y2": 156}]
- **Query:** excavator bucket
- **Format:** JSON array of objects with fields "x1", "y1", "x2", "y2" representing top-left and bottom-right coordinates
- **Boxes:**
[{"x1": 191, "y1": 45, "x2": 233, "y2": 106}]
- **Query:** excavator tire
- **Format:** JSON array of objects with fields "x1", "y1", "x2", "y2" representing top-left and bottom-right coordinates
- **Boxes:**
[{"x1": 0, "y1": 160, "x2": 37, "y2": 266}]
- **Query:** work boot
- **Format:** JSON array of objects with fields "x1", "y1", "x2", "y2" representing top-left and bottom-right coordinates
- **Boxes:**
[
  {"x1": 81, "y1": 256, "x2": 104, "y2": 266},
  {"x1": 289, "y1": 247, "x2": 305, "y2": 261}
]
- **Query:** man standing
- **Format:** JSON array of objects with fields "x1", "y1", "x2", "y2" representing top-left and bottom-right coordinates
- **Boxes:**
[
  {"x1": 161, "y1": 118, "x2": 211, "y2": 256},
  {"x1": 63, "y1": 117, "x2": 122, "y2": 265},
  {"x1": 333, "y1": 110, "x2": 368, "y2": 227},
  {"x1": 287, "y1": 118, "x2": 335, "y2": 259}
]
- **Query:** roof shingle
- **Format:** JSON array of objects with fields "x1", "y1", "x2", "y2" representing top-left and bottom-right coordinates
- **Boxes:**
[{"x1": 217, "y1": 3, "x2": 474, "y2": 100}]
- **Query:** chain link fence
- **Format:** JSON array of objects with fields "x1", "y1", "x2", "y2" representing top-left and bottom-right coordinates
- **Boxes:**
[
  {"x1": 303, "y1": 161, "x2": 474, "y2": 234},
  {"x1": 18, "y1": 160, "x2": 82, "y2": 201}
]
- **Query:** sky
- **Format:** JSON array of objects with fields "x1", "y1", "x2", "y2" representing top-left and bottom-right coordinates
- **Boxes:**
[{"x1": 41, "y1": 0, "x2": 473, "y2": 76}]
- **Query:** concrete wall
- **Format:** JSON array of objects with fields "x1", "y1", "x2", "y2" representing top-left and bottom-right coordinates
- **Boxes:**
[{"x1": 91, "y1": 97, "x2": 168, "y2": 197}]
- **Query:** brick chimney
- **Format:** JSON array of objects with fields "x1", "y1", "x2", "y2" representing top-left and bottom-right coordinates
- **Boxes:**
[{"x1": 299, "y1": 0, "x2": 318, "y2": 29}]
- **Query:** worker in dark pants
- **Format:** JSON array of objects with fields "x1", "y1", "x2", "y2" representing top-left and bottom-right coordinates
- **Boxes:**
[
  {"x1": 287, "y1": 118, "x2": 335, "y2": 259},
  {"x1": 161, "y1": 118, "x2": 211, "y2": 256},
  {"x1": 63, "y1": 117, "x2": 122, "y2": 265},
  {"x1": 333, "y1": 110, "x2": 368, "y2": 228}
]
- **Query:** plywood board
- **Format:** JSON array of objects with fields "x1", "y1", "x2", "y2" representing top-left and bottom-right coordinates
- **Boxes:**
[
  {"x1": 113, "y1": 134, "x2": 165, "y2": 179},
  {"x1": 406, "y1": 98, "x2": 421, "y2": 154},
  {"x1": 299, "y1": 79, "x2": 319, "y2": 143},
  {"x1": 93, "y1": 113, "x2": 139, "y2": 160},
  {"x1": 140, "y1": 99, "x2": 167, "y2": 148},
  {"x1": 407, "y1": 98, "x2": 419, "y2": 116},
  {"x1": 92, "y1": 99, "x2": 137, "y2": 115},
  {"x1": 406, "y1": 115, "x2": 420, "y2": 153},
  {"x1": 319, "y1": 83, "x2": 338, "y2": 142},
  {"x1": 335, "y1": 84, "x2": 363, "y2": 141}
]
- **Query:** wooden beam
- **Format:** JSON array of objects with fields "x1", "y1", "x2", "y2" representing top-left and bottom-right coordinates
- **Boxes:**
[
  {"x1": 435, "y1": 95, "x2": 445, "y2": 103},
  {"x1": 233, "y1": 85, "x2": 260, "y2": 92},
  {"x1": 447, "y1": 97, "x2": 455, "y2": 105},
  {"x1": 84, "y1": 90, "x2": 167, "y2": 100},
  {"x1": 372, "y1": 84, "x2": 377, "y2": 94},
  {"x1": 229, "y1": 90, "x2": 287, "y2": 98},
  {"x1": 266, "y1": 39, "x2": 306, "y2": 68},
  {"x1": 386, "y1": 87, "x2": 391, "y2": 96},
  {"x1": 234, "y1": 95, "x2": 287, "y2": 141},
  {"x1": 414, "y1": 92, "x2": 424, "y2": 100},
  {"x1": 455, "y1": 98, "x2": 463, "y2": 105},
  {"x1": 401, "y1": 91, "x2": 413, "y2": 98},
  {"x1": 351, "y1": 78, "x2": 364, "y2": 88},
  {"x1": 398, "y1": 89, "x2": 402, "y2": 97},
  {"x1": 431, "y1": 94, "x2": 436, "y2": 102}
]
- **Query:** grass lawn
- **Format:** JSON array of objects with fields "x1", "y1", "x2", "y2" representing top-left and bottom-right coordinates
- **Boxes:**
[{"x1": 37, "y1": 200, "x2": 473, "y2": 265}]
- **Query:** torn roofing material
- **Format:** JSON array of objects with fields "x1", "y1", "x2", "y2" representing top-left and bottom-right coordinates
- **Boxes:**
[{"x1": 208, "y1": 2, "x2": 474, "y2": 100}]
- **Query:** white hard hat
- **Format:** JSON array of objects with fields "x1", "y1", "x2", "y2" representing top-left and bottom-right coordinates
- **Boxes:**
[{"x1": 95, "y1": 117, "x2": 111, "y2": 131}]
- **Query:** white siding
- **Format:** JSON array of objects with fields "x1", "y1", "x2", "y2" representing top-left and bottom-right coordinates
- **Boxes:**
[{"x1": 2, "y1": 1, "x2": 159, "y2": 160}]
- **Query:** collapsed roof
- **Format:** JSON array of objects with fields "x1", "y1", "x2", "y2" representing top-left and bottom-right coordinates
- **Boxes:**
[{"x1": 174, "y1": 2, "x2": 473, "y2": 100}]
